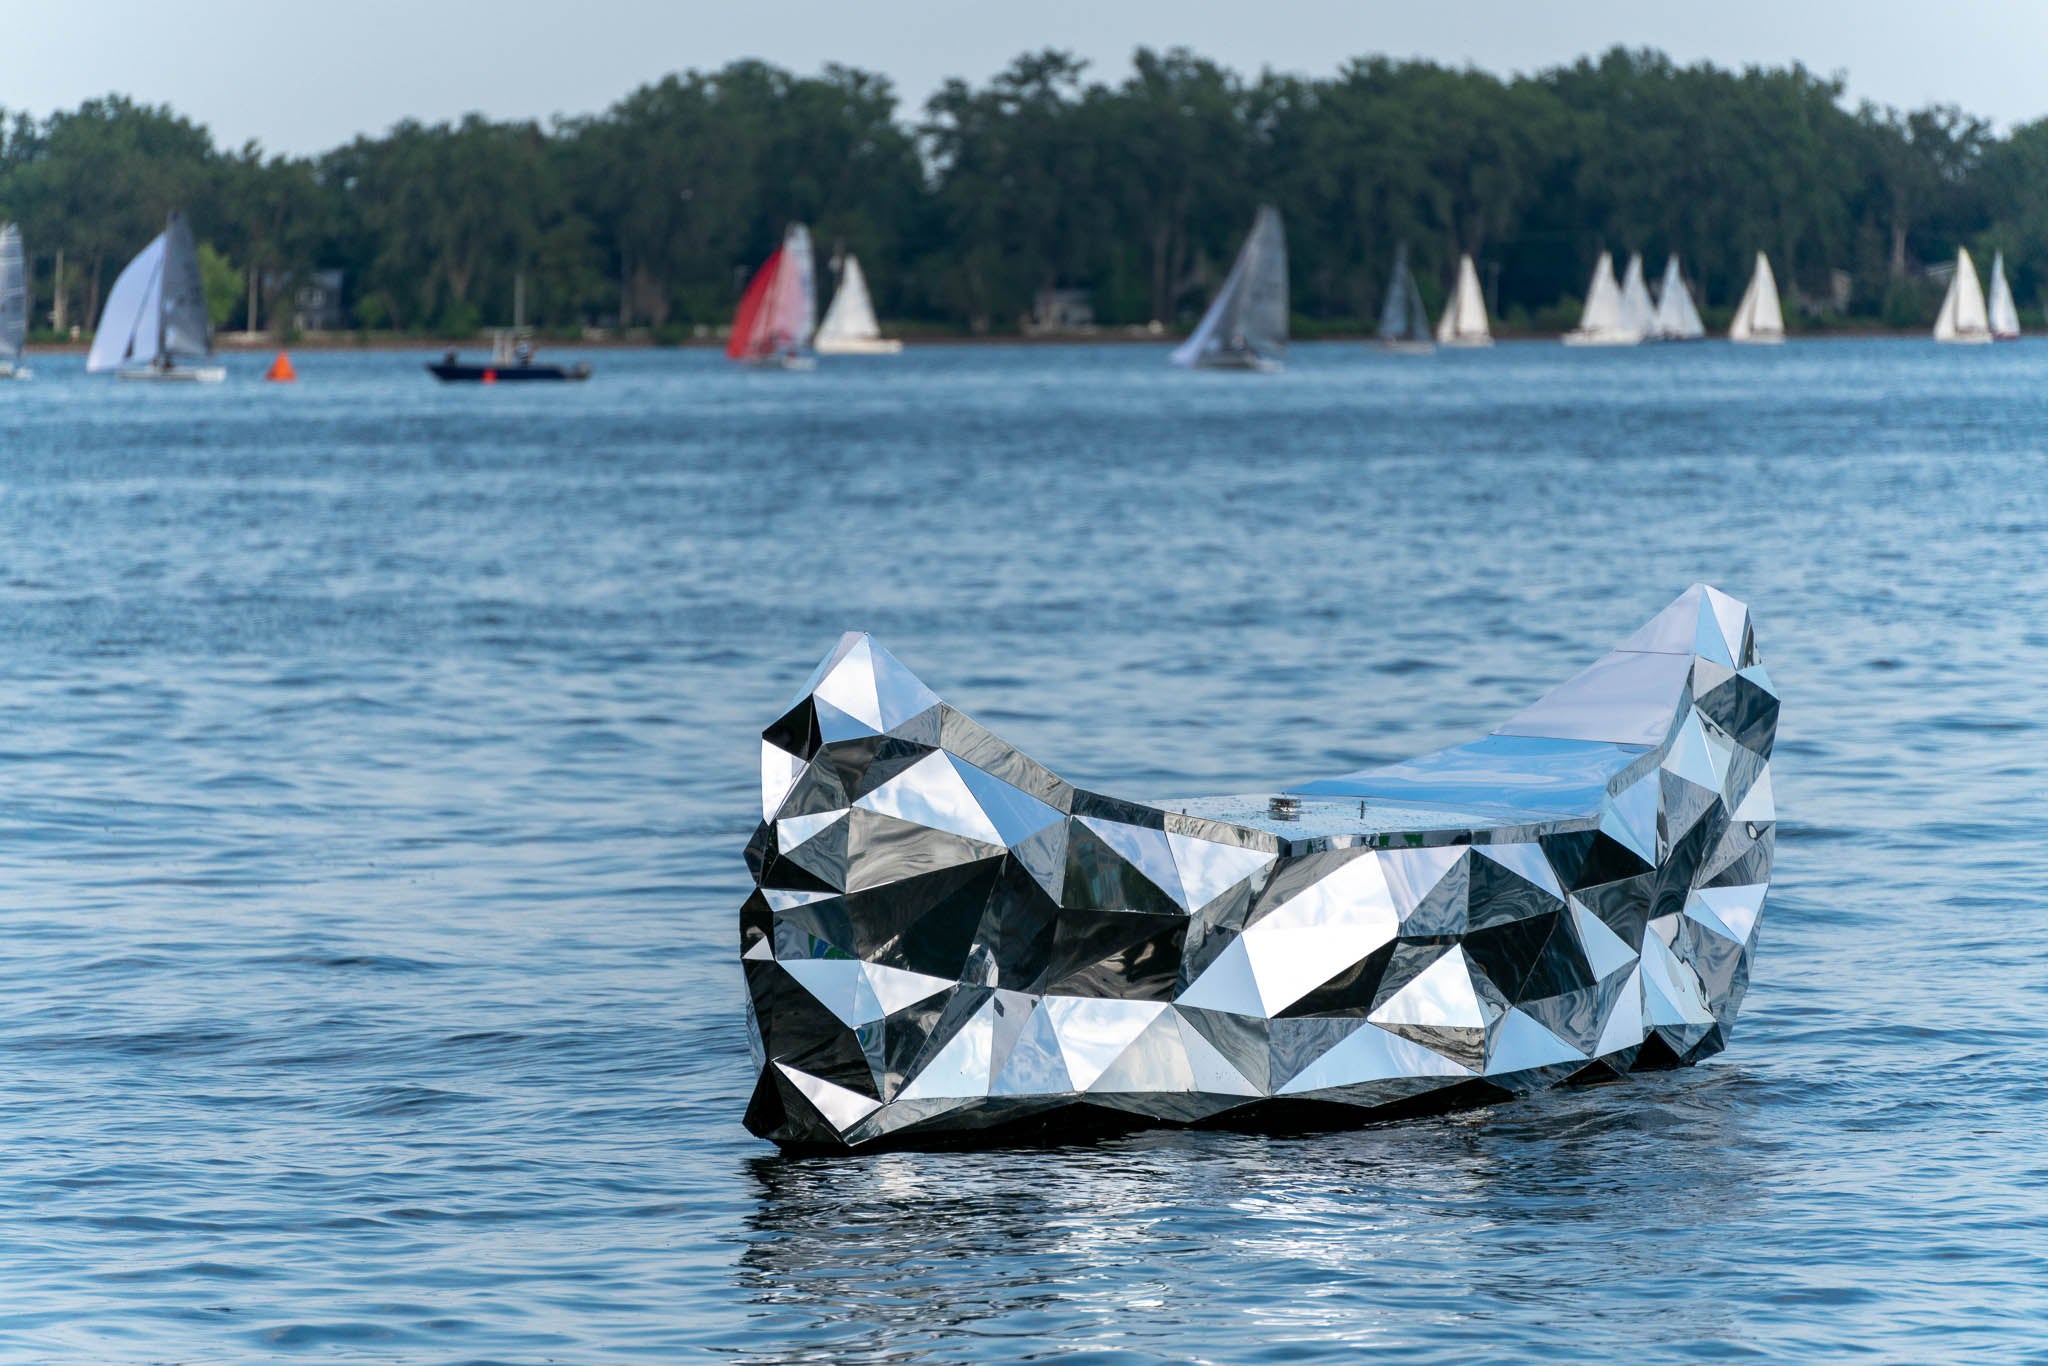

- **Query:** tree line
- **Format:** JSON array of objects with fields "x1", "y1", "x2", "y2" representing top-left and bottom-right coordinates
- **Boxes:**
[{"x1": 0, "y1": 46, "x2": 2039, "y2": 338}]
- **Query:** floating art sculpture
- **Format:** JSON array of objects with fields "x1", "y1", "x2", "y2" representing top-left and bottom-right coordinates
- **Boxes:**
[{"x1": 741, "y1": 586, "x2": 1778, "y2": 1151}]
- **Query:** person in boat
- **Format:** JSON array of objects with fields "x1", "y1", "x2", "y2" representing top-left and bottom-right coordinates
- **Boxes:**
[
  {"x1": 444, "y1": 349, "x2": 458, "y2": 365},
  {"x1": 515, "y1": 341, "x2": 534, "y2": 366}
]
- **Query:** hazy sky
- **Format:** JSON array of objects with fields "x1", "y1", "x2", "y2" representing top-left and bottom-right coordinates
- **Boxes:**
[{"x1": 5, "y1": 0, "x2": 2038, "y2": 153}]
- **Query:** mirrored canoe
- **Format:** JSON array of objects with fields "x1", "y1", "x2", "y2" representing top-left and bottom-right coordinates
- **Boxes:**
[{"x1": 741, "y1": 584, "x2": 1779, "y2": 1151}]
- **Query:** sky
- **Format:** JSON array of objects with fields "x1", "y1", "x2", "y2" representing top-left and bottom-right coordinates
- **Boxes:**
[{"x1": 2, "y1": 0, "x2": 2039, "y2": 154}]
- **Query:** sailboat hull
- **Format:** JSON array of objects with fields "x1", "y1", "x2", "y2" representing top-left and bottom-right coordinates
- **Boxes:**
[
  {"x1": 1439, "y1": 336, "x2": 1493, "y2": 349},
  {"x1": 1378, "y1": 340, "x2": 1435, "y2": 355},
  {"x1": 1562, "y1": 332, "x2": 1641, "y2": 347},
  {"x1": 737, "y1": 353, "x2": 816, "y2": 372},
  {"x1": 0, "y1": 361, "x2": 30, "y2": 380},
  {"x1": 814, "y1": 337, "x2": 903, "y2": 356},
  {"x1": 1728, "y1": 335, "x2": 1785, "y2": 347},
  {"x1": 1189, "y1": 349, "x2": 1282, "y2": 372},
  {"x1": 118, "y1": 365, "x2": 226, "y2": 382},
  {"x1": 1935, "y1": 333, "x2": 1994, "y2": 346}
]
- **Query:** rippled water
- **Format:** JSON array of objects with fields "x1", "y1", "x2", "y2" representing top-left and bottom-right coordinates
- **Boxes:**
[{"x1": 2, "y1": 341, "x2": 2043, "y2": 1360}]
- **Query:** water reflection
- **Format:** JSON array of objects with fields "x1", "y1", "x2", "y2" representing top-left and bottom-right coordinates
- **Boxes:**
[{"x1": 735, "y1": 1068, "x2": 1766, "y2": 1360}]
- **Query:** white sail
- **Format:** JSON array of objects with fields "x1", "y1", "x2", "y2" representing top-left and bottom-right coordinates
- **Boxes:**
[
  {"x1": 816, "y1": 254, "x2": 901, "y2": 354},
  {"x1": 1934, "y1": 247, "x2": 1992, "y2": 344},
  {"x1": 1435, "y1": 253, "x2": 1492, "y2": 346},
  {"x1": 1563, "y1": 251, "x2": 1640, "y2": 345},
  {"x1": 1647, "y1": 255, "x2": 1705, "y2": 340},
  {"x1": 1729, "y1": 252, "x2": 1784, "y2": 344},
  {"x1": 1618, "y1": 253, "x2": 1655, "y2": 336},
  {"x1": 87, "y1": 234, "x2": 167, "y2": 372},
  {"x1": 1988, "y1": 250, "x2": 2021, "y2": 340},
  {"x1": 0, "y1": 224, "x2": 26, "y2": 361},
  {"x1": 87, "y1": 211, "x2": 221, "y2": 376},
  {"x1": 1173, "y1": 205, "x2": 1287, "y2": 370},
  {"x1": 768, "y1": 223, "x2": 817, "y2": 357}
]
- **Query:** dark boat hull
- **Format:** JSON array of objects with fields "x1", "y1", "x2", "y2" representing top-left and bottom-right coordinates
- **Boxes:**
[{"x1": 428, "y1": 362, "x2": 590, "y2": 383}]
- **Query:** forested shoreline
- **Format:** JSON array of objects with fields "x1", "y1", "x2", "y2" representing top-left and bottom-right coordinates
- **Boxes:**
[{"x1": 0, "y1": 46, "x2": 2036, "y2": 339}]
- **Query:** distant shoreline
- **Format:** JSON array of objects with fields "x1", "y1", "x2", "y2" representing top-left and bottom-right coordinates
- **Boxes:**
[{"x1": 18, "y1": 328, "x2": 1976, "y2": 355}]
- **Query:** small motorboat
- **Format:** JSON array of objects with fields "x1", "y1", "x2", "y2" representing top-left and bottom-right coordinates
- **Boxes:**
[
  {"x1": 428, "y1": 333, "x2": 589, "y2": 383},
  {"x1": 741, "y1": 585, "x2": 1778, "y2": 1151}
]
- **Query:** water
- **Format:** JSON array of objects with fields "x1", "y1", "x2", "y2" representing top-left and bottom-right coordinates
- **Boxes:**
[{"x1": 1, "y1": 341, "x2": 2043, "y2": 1360}]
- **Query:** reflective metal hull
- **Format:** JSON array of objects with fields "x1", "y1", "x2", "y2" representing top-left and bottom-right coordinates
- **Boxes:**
[{"x1": 741, "y1": 585, "x2": 1778, "y2": 1151}]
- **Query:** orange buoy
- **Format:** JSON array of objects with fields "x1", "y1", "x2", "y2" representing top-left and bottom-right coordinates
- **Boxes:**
[
  {"x1": 265, "y1": 352, "x2": 297, "y2": 382},
  {"x1": 481, "y1": 369, "x2": 497, "y2": 384}
]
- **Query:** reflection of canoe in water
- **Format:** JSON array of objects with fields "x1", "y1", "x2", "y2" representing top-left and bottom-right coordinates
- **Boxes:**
[
  {"x1": 427, "y1": 361, "x2": 590, "y2": 383},
  {"x1": 741, "y1": 584, "x2": 1780, "y2": 1151}
]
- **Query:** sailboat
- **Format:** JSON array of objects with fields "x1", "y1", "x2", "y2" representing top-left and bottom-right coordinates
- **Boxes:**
[
  {"x1": 1987, "y1": 250, "x2": 2021, "y2": 341},
  {"x1": 815, "y1": 254, "x2": 901, "y2": 355},
  {"x1": 1172, "y1": 205, "x2": 1287, "y2": 371},
  {"x1": 1563, "y1": 251, "x2": 1641, "y2": 345},
  {"x1": 1646, "y1": 255, "x2": 1706, "y2": 341},
  {"x1": 1728, "y1": 252, "x2": 1785, "y2": 345},
  {"x1": 1617, "y1": 253, "x2": 1656, "y2": 338},
  {"x1": 1434, "y1": 253, "x2": 1492, "y2": 347},
  {"x1": 728, "y1": 224, "x2": 818, "y2": 369},
  {"x1": 1376, "y1": 242, "x2": 1433, "y2": 353},
  {"x1": 0, "y1": 224, "x2": 28, "y2": 380},
  {"x1": 86, "y1": 211, "x2": 224, "y2": 382},
  {"x1": 1933, "y1": 247, "x2": 1993, "y2": 345}
]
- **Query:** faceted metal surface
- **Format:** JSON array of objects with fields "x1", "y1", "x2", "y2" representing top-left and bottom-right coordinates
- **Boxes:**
[{"x1": 741, "y1": 585, "x2": 1778, "y2": 1150}]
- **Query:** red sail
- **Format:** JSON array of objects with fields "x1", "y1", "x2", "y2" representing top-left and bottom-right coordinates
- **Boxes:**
[{"x1": 726, "y1": 248, "x2": 783, "y2": 360}]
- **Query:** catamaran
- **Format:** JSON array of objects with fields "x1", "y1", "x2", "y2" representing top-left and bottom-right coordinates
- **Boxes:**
[
  {"x1": 1618, "y1": 253, "x2": 1656, "y2": 338},
  {"x1": 1933, "y1": 247, "x2": 1993, "y2": 345},
  {"x1": 1435, "y1": 253, "x2": 1492, "y2": 347},
  {"x1": 87, "y1": 212, "x2": 225, "y2": 382},
  {"x1": 729, "y1": 224, "x2": 818, "y2": 369},
  {"x1": 1728, "y1": 253, "x2": 1785, "y2": 345},
  {"x1": 1563, "y1": 251, "x2": 1641, "y2": 346},
  {"x1": 1376, "y1": 242, "x2": 1433, "y2": 353},
  {"x1": 1172, "y1": 205, "x2": 1287, "y2": 371},
  {"x1": 815, "y1": 254, "x2": 901, "y2": 355},
  {"x1": 1987, "y1": 250, "x2": 2021, "y2": 341},
  {"x1": 1646, "y1": 255, "x2": 1706, "y2": 341},
  {"x1": 0, "y1": 223, "x2": 28, "y2": 380}
]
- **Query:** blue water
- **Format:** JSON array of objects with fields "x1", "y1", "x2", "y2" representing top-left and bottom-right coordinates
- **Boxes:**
[{"x1": 2, "y1": 341, "x2": 2043, "y2": 1360}]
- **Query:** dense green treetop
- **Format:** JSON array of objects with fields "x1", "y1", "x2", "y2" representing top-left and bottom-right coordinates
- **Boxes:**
[{"x1": 0, "y1": 47, "x2": 2028, "y2": 335}]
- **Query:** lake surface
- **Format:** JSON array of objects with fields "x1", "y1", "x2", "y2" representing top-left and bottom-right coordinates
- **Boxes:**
[{"x1": 1, "y1": 340, "x2": 2043, "y2": 1361}]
